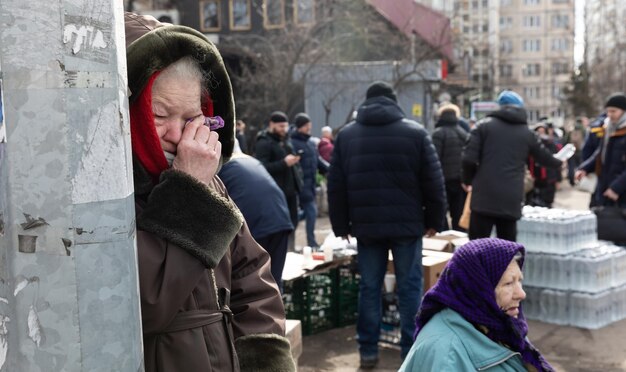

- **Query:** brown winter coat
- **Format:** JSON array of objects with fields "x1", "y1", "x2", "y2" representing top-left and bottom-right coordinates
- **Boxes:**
[
  {"x1": 126, "y1": 12, "x2": 295, "y2": 372},
  {"x1": 135, "y1": 166, "x2": 292, "y2": 372}
]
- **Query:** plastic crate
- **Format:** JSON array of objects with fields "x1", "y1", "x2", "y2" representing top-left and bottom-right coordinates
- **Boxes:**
[
  {"x1": 283, "y1": 270, "x2": 336, "y2": 335},
  {"x1": 380, "y1": 292, "x2": 401, "y2": 345},
  {"x1": 334, "y1": 265, "x2": 360, "y2": 326}
]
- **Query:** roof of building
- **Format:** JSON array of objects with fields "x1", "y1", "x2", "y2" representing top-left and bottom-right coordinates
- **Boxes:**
[{"x1": 366, "y1": 0, "x2": 454, "y2": 62}]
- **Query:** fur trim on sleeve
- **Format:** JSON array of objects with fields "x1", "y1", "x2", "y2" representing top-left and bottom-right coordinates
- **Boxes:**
[
  {"x1": 137, "y1": 169, "x2": 243, "y2": 268},
  {"x1": 235, "y1": 334, "x2": 296, "y2": 372}
]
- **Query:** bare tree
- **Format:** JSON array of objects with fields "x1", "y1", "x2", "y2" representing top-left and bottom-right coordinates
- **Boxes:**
[
  {"x1": 586, "y1": 0, "x2": 626, "y2": 111},
  {"x1": 223, "y1": 0, "x2": 454, "y2": 136}
]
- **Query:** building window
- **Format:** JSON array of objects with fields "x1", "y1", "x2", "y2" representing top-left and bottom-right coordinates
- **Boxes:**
[
  {"x1": 294, "y1": 0, "x2": 315, "y2": 25},
  {"x1": 499, "y1": 16, "x2": 513, "y2": 29},
  {"x1": 522, "y1": 39, "x2": 541, "y2": 52},
  {"x1": 229, "y1": 0, "x2": 251, "y2": 30},
  {"x1": 523, "y1": 86, "x2": 541, "y2": 99},
  {"x1": 551, "y1": 62, "x2": 569, "y2": 74},
  {"x1": 264, "y1": 0, "x2": 285, "y2": 29},
  {"x1": 528, "y1": 110, "x2": 541, "y2": 121},
  {"x1": 200, "y1": 0, "x2": 221, "y2": 32},
  {"x1": 522, "y1": 63, "x2": 541, "y2": 76},
  {"x1": 552, "y1": 85, "x2": 562, "y2": 98},
  {"x1": 551, "y1": 14, "x2": 569, "y2": 28},
  {"x1": 501, "y1": 0, "x2": 512, "y2": 5},
  {"x1": 551, "y1": 38, "x2": 570, "y2": 51},
  {"x1": 552, "y1": 0, "x2": 569, "y2": 3},
  {"x1": 500, "y1": 39, "x2": 513, "y2": 53},
  {"x1": 523, "y1": 0, "x2": 540, "y2": 4},
  {"x1": 499, "y1": 64, "x2": 513, "y2": 77},
  {"x1": 523, "y1": 15, "x2": 541, "y2": 28}
]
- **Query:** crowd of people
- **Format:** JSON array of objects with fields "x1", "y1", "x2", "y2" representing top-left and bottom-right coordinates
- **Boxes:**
[{"x1": 121, "y1": 11, "x2": 626, "y2": 372}]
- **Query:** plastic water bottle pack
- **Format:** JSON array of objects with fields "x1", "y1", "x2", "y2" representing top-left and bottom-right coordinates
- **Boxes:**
[
  {"x1": 518, "y1": 206, "x2": 597, "y2": 254},
  {"x1": 525, "y1": 286, "x2": 626, "y2": 329}
]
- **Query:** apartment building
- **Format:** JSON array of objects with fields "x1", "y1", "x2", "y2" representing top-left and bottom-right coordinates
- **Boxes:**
[
  {"x1": 496, "y1": 0, "x2": 574, "y2": 123},
  {"x1": 421, "y1": 0, "x2": 575, "y2": 122}
]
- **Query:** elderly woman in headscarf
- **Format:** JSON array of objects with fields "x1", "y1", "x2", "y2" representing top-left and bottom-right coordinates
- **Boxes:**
[
  {"x1": 124, "y1": 13, "x2": 294, "y2": 372},
  {"x1": 399, "y1": 238, "x2": 554, "y2": 372}
]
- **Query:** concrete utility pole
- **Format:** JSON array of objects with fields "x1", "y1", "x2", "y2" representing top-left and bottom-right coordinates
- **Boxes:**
[{"x1": 0, "y1": 1, "x2": 143, "y2": 371}]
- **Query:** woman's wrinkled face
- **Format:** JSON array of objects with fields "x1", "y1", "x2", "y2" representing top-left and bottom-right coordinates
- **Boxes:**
[
  {"x1": 495, "y1": 259, "x2": 526, "y2": 318},
  {"x1": 152, "y1": 74, "x2": 203, "y2": 153}
]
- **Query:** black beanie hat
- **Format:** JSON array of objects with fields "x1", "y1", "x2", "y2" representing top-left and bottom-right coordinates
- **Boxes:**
[
  {"x1": 294, "y1": 113, "x2": 311, "y2": 128},
  {"x1": 269, "y1": 111, "x2": 289, "y2": 123},
  {"x1": 366, "y1": 81, "x2": 397, "y2": 102},
  {"x1": 605, "y1": 93, "x2": 626, "y2": 111}
]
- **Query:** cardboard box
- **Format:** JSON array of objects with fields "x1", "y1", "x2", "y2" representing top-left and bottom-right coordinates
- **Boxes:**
[
  {"x1": 422, "y1": 250, "x2": 453, "y2": 292},
  {"x1": 422, "y1": 237, "x2": 452, "y2": 252},
  {"x1": 424, "y1": 230, "x2": 469, "y2": 252},
  {"x1": 387, "y1": 250, "x2": 452, "y2": 293}
]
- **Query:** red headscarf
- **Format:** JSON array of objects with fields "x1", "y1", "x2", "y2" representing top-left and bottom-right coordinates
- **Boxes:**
[
  {"x1": 130, "y1": 72, "x2": 167, "y2": 184},
  {"x1": 129, "y1": 71, "x2": 215, "y2": 184}
]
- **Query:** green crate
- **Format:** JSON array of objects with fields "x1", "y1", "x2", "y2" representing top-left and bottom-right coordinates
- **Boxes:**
[
  {"x1": 334, "y1": 265, "x2": 360, "y2": 326},
  {"x1": 283, "y1": 270, "x2": 336, "y2": 335}
]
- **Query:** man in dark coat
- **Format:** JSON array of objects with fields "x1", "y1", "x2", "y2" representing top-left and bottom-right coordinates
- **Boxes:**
[
  {"x1": 327, "y1": 81, "x2": 446, "y2": 367},
  {"x1": 462, "y1": 90, "x2": 562, "y2": 241},
  {"x1": 432, "y1": 103, "x2": 469, "y2": 231},
  {"x1": 576, "y1": 93, "x2": 626, "y2": 208},
  {"x1": 291, "y1": 113, "x2": 329, "y2": 247},
  {"x1": 219, "y1": 142, "x2": 294, "y2": 291},
  {"x1": 254, "y1": 111, "x2": 303, "y2": 227},
  {"x1": 527, "y1": 122, "x2": 562, "y2": 208}
]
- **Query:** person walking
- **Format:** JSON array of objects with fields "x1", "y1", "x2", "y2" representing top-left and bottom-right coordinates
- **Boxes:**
[
  {"x1": 125, "y1": 13, "x2": 294, "y2": 371},
  {"x1": 219, "y1": 141, "x2": 294, "y2": 292},
  {"x1": 564, "y1": 117, "x2": 586, "y2": 186},
  {"x1": 318, "y1": 125, "x2": 335, "y2": 162},
  {"x1": 327, "y1": 81, "x2": 446, "y2": 368},
  {"x1": 431, "y1": 103, "x2": 469, "y2": 231},
  {"x1": 462, "y1": 90, "x2": 562, "y2": 241},
  {"x1": 576, "y1": 93, "x2": 626, "y2": 208},
  {"x1": 254, "y1": 111, "x2": 303, "y2": 228},
  {"x1": 291, "y1": 113, "x2": 329, "y2": 248},
  {"x1": 526, "y1": 122, "x2": 562, "y2": 208}
]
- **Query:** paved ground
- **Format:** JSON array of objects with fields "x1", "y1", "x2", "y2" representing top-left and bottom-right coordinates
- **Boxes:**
[{"x1": 293, "y1": 182, "x2": 626, "y2": 371}]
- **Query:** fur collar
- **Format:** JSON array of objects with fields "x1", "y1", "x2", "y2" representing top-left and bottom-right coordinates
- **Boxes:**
[{"x1": 135, "y1": 164, "x2": 243, "y2": 268}]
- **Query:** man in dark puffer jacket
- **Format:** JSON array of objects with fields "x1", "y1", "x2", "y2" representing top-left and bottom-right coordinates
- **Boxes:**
[
  {"x1": 462, "y1": 90, "x2": 562, "y2": 241},
  {"x1": 327, "y1": 81, "x2": 446, "y2": 368},
  {"x1": 432, "y1": 103, "x2": 469, "y2": 231}
]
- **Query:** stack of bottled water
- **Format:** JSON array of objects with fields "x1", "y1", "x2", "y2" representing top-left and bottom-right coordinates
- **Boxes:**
[
  {"x1": 520, "y1": 206, "x2": 626, "y2": 329},
  {"x1": 518, "y1": 206, "x2": 597, "y2": 254}
]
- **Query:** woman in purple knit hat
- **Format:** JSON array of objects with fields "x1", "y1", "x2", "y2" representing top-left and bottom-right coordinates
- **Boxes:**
[{"x1": 399, "y1": 238, "x2": 554, "y2": 372}]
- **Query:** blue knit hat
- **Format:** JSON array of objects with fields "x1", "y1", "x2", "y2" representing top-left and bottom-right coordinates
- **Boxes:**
[{"x1": 497, "y1": 90, "x2": 524, "y2": 107}]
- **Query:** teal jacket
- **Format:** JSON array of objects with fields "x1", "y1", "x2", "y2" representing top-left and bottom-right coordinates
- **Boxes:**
[{"x1": 399, "y1": 309, "x2": 527, "y2": 372}]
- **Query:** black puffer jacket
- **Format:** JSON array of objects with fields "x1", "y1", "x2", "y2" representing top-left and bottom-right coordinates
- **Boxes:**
[
  {"x1": 254, "y1": 131, "x2": 303, "y2": 198},
  {"x1": 432, "y1": 112, "x2": 469, "y2": 181},
  {"x1": 462, "y1": 106, "x2": 561, "y2": 220},
  {"x1": 327, "y1": 96, "x2": 446, "y2": 238}
]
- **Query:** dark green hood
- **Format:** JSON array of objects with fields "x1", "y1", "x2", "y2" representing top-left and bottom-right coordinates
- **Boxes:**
[{"x1": 125, "y1": 12, "x2": 236, "y2": 161}]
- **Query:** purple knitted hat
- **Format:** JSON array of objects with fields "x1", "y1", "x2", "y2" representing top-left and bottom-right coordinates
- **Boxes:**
[{"x1": 415, "y1": 238, "x2": 554, "y2": 372}]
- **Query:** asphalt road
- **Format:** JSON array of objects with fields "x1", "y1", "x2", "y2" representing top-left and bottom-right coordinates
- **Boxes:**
[{"x1": 295, "y1": 183, "x2": 626, "y2": 371}]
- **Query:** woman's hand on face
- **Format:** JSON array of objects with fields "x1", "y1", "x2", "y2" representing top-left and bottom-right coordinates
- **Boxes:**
[{"x1": 172, "y1": 116, "x2": 221, "y2": 185}]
